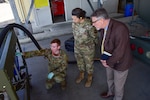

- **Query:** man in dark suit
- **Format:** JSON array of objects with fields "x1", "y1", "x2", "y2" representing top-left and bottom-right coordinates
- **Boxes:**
[{"x1": 91, "y1": 8, "x2": 133, "y2": 100}]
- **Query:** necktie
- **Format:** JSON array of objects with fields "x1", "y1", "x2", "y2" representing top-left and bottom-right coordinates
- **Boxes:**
[{"x1": 101, "y1": 29, "x2": 107, "y2": 53}]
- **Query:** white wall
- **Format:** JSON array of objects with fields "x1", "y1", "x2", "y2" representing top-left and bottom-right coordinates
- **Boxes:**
[
  {"x1": 64, "y1": 0, "x2": 119, "y2": 21},
  {"x1": 64, "y1": 0, "x2": 82, "y2": 21},
  {"x1": 81, "y1": 0, "x2": 97, "y2": 17},
  {"x1": 64, "y1": 0, "x2": 98, "y2": 21},
  {"x1": 103, "y1": 0, "x2": 119, "y2": 13}
]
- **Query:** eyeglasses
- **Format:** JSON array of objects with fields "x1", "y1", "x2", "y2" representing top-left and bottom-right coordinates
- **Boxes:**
[
  {"x1": 92, "y1": 17, "x2": 102, "y2": 24},
  {"x1": 92, "y1": 19, "x2": 100, "y2": 24}
]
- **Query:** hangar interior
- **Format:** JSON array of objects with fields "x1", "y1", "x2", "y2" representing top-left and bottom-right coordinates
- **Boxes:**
[{"x1": 0, "y1": 0, "x2": 150, "y2": 100}]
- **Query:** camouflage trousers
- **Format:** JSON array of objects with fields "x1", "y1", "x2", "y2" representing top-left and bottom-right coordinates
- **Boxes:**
[
  {"x1": 45, "y1": 73, "x2": 66, "y2": 89},
  {"x1": 74, "y1": 44, "x2": 95, "y2": 74}
]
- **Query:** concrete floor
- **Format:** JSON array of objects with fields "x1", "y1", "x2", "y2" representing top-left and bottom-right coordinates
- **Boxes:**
[{"x1": 20, "y1": 34, "x2": 150, "y2": 100}]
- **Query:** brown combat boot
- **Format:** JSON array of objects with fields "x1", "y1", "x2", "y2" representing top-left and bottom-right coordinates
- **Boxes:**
[
  {"x1": 45, "y1": 79, "x2": 55, "y2": 90},
  {"x1": 76, "y1": 71, "x2": 84, "y2": 84},
  {"x1": 85, "y1": 74, "x2": 93, "y2": 87},
  {"x1": 61, "y1": 80, "x2": 67, "y2": 90}
]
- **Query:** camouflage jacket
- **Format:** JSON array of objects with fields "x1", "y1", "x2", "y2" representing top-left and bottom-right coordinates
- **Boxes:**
[
  {"x1": 72, "y1": 18, "x2": 98, "y2": 47},
  {"x1": 23, "y1": 49, "x2": 68, "y2": 75}
]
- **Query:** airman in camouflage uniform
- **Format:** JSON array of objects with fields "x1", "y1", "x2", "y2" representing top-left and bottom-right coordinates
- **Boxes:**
[
  {"x1": 72, "y1": 8, "x2": 98, "y2": 87},
  {"x1": 23, "y1": 39, "x2": 68, "y2": 90}
]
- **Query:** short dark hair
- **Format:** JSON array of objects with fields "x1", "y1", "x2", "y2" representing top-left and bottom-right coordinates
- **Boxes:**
[
  {"x1": 51, "y1": 39, "x2": 61, "y2": 46},
  {"x1": 72, "y1": 8, "x2": 86, "y2": 19},
  {"x1": 91, "y1": 8, "x2": 109, "y2": 19}
]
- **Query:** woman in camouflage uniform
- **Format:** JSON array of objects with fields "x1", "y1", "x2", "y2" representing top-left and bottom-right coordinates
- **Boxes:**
[
  {"x1": 71, "y1": 8, "x2": 98, "y2": 87},
  {"x1": 23, "y1": 39, "x2": 68, "y2": 90}
]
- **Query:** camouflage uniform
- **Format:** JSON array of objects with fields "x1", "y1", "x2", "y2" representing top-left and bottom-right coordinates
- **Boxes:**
[
  {"x1": 72, "y1": 18, "x2": 98, "y2": 74},
  {"x1": 24, "y1": 49, "x2": 68, "y2": 89}
]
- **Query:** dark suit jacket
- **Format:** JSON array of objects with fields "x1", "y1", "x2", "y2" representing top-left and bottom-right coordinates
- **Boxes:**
[{"x1": 100, "y1": 19, "x2": 133, "y2": 71}]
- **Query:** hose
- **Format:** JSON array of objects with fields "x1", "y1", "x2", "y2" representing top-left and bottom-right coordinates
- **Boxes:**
[{"x1": 0, "y1": 23, "x2": 42, "y2": 50}]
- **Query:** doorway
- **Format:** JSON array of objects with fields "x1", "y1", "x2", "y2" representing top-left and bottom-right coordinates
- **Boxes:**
[{"x1": 49, "y1": 0, "x2": 65, "y2": 23}]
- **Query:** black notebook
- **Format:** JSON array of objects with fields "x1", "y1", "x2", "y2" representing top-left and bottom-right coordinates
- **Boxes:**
[{"x1": 100, "y1": 51, "x2": 112, "y2": 60}]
